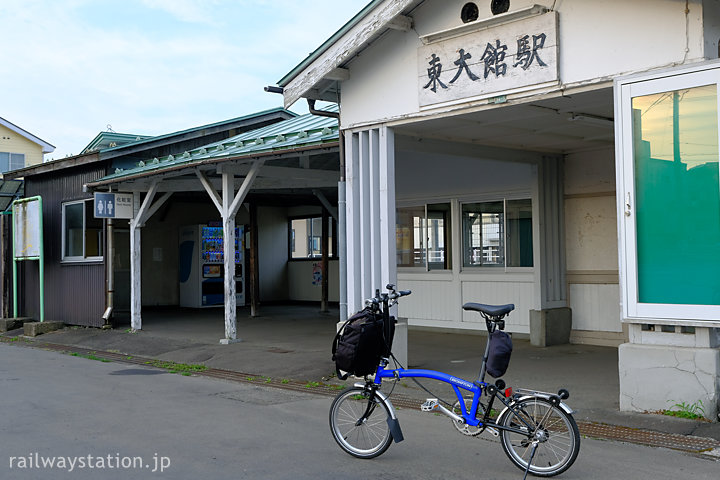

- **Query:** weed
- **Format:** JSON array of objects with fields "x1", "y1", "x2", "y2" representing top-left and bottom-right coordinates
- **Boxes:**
[
  {"x1": 144, "y1": 359, "x2": 207, "y2": 375},
  {"x1": 69, "y1": 352, "x2": 111, "y2": 363},
  {"x1": 281, "y1": 379, "x2": 289, "y2": 384},
  {"x1": 329, "y1": 384, "x2": 344, "y2": 391},
  {"x1": 265, "y1": 377, "x2": 272, "y2": 384},
  {"x1": 663, "y1": 400, "x2": 705, "y2": 420},
  {"x1": 305, "y1": 381, "x2": 322, "y2": 388},
  {"x1": 246, "y1": 376, "x2": 256, "y2": 381}
]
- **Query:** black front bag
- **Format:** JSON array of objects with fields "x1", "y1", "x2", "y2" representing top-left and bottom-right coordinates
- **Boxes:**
[{"x1": 332, "y1": 308, "x2": 395, "y2": 380}]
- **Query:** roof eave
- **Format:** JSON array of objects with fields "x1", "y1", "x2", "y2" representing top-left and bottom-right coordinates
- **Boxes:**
[
  {"x1": 278, "y1": 0, "x2": 423, "y2": 108},
  {"x1": 85, "y1": 141, "x2": 340, "y2": 190}
]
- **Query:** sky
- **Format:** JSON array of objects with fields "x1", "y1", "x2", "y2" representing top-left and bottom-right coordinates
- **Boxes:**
[{"x1": 0, "y1": 0, "x2": 369, "y2": 160}]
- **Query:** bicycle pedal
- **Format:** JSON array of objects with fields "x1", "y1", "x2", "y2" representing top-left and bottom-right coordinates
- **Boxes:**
[{"x1": 421, "y1": 398, "x2": 439, "y2": 412}]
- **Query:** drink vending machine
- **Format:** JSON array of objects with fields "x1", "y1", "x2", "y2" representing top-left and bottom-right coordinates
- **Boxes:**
[{"x1": 178, "y1": 224, "x2": 245, "y2": 308}]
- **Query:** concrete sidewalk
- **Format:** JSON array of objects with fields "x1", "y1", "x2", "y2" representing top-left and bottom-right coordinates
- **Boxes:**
[{"x1": 5, "y1": 304, "x2": 720, "y2": 444}]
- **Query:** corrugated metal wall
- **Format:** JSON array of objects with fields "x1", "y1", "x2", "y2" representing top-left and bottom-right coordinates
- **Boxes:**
[{"x1": 21, "y1": 165, "x2": 107, "y2": 327}]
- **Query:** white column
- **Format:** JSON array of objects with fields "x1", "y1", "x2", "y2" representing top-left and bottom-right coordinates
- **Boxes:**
[
  {"x1": 345, "y1": 133, "x2": 361, "y2": 312},
  {"x1": 344, "y1": 126, "x2": 397, "y2": 314},
  {"x1": 222, "y1": 172, "x2": 237, "y2": 342},
  {"x1": 130, "y1": 192, "x2": 141, "y2": 331}
]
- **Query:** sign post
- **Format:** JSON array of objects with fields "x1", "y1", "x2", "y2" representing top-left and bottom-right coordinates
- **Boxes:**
[{"x1": 12, "y1": 196, "x2": 44, "y2": 322}]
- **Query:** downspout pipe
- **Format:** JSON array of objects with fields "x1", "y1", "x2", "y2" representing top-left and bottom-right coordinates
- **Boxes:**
[
  {"x1": 264, "y1": 86, "x2": 347, "y2": 320},
  {"x1": 103, "y1": 187, "x2": 114, "y2": 328},
  {"x1": 304, "y1": 99, "x2": 346, "y2": 320},
  {"x1": 307, "y1": 98, "x2": 340, "y2": 119}
]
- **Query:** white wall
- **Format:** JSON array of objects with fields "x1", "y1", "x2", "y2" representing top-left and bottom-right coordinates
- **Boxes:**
[
  {"x1": 288, "y1": 260, "x2": 339, "y2": 302},
  {"x1": 341, "y1": 0, "x2": 711, "y2": 128},
  {"x1": 257, "y1": 206, "x2": 289, "y2": 301},
  {"x1": 395, "y1": 137, "x2": 541, "y2": 333},
  {"x1": 564, "y1": 147, "x2": 624, "y2": 344}
]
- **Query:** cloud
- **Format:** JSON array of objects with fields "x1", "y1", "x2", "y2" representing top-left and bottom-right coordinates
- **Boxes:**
[{"x1": 0, "y1": 0, "x2": 367, "y2": 158}]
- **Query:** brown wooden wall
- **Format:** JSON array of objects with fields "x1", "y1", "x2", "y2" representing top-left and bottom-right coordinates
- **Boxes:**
[{"x1": 20, "y1": 164, "x2": 107, "y2": 327}]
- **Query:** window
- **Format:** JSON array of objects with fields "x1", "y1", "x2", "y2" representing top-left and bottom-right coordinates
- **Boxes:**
[
  {"x1": 616, "y1": 64, "x2": 720, "y2": 321},
  {"x1": 462, "y1": 199, "x2": 533, "y2": 268},
  {"x1": 0, "y1": 152, "x2": 25, "y2": 173},
  {"x1": 62, "y1": 200, "x2": 103, "y2": 261},
  {"x1": 396, "y1": 203, "x2": 451, "y2": 269},
  {"x1": 289, "y1": 216, "x2": 335, "y2": 259}
]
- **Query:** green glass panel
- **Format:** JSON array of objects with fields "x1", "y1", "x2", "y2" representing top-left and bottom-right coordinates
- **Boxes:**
[{"x1": 632, "y1": 84, "x2": 720, "y2": 305}]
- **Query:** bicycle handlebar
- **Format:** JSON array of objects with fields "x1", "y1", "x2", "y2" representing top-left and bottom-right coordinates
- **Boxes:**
[{"x1": 364, "y1": 286, "x2": 412, "y2": 306}]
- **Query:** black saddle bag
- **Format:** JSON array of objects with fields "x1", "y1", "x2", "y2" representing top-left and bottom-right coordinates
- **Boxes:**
[{"x1": 486, "y1": 330, "x2": 513, "y2": 378}]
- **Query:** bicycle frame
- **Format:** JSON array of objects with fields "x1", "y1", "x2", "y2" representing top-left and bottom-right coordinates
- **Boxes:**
[{"x1": 363, "y1": 285, "x2": 572, "y2": 435}]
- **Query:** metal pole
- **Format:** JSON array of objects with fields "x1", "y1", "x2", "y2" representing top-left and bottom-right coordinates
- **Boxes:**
[{"x1": 38, "y1": 197, "x2": 44, "y2": 322}]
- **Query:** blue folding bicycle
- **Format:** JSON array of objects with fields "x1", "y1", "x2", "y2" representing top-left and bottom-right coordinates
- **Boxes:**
[{"x1": 329, "y1": 285, "x2": 580, "y2": 478}]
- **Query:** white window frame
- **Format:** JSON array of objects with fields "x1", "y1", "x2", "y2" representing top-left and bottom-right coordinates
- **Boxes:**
[
  {"x1": 61, "y1": 199, "x2": 104, "y2": 263},
  {"x1": 615, "y1": 61, "x2": 720, "y2": 322},
  {"x1": 459, "y1": 196, "x2": 534, "y2": 271}
]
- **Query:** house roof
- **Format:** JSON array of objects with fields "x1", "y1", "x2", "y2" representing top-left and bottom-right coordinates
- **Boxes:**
[
  {"x1": 0, "y1": 117, "x2": 55, "y2": 153},
  {"x1": 5, "y1": 107, "x2": 296, "y2": 179},
  {"x1": 81, "y1": 131, "x2": 152, "y2": 154},
  {"x1": 87, "y1": 106, "x2": 339, "y2": 188}
]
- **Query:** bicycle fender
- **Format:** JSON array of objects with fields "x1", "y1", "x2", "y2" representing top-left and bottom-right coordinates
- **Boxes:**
[
  {"x1": 354, "y1": 383, "x2": 404, "y2": 443},
  {"x1": 499, "y1": 394, "x2": 575, "y2": 419}
]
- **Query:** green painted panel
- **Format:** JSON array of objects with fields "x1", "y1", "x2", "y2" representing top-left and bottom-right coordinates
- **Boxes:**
[{"x1": 632, "y1": 85, "x2": 720, "y2": 305}]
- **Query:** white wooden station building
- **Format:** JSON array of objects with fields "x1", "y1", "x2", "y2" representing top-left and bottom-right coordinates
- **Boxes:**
[{"x1": 274, "y1": 0, "x2": 720, "y2": 419}]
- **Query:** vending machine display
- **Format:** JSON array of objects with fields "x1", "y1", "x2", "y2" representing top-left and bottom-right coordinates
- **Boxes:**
[{"x1": 179, "y1": 224, "x2": 245, "y2": 308}]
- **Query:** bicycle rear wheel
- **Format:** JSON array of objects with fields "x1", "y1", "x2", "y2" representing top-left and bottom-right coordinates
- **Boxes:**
[
  {"x1": 499, "y1": 396, "x2": 580, "y2": 477},
  {"x1": 329, "y1": 387, "x2": 393, "y2": 459}
]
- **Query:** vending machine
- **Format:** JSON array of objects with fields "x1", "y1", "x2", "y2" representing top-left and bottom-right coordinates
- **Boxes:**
[{"x1": 178, "y1": 224, "x2": 245, "y2": 308}]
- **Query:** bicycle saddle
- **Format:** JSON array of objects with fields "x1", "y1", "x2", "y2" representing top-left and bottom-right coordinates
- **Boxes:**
[{"x1": 462, "y1": 303, "x2": 515, "y2": 317}]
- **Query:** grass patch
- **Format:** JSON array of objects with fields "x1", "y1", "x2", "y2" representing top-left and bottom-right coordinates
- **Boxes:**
[
  {"x1": 69, "y1": 352, "x2": 111, "y2": 363},
  {"x1": 304, "y1": 381, "x2": 322, "y2": 388},
  {"x1": 662, "y1": 400, "x2": 705, "y2": 420},
  {"x1": 329, "y1": 384, "x2": 344, "y2": 391},
  {"x1": 281, "y1": 379, "x2": 289, "y2": 384},
  {"x1": 144, "y1": 359, "x2": 207, "y2": 375}
]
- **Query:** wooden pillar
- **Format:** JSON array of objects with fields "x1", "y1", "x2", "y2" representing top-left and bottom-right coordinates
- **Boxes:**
[
  {"x1": 222, "y1": 172, "x2": 238, "y2": 341},
  {"x1": 249, "y1": 202, "x2": 260, "y2": 317},
  {"x1": 130, "y1": 191, "x2": 142, "y2": 331},
  {"x1": 321, "y1": 208, "x2": 329, "y2": 313}
]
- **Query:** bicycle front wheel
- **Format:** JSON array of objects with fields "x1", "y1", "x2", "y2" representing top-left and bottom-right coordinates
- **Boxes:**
[
  {"x1": 329, "y1": 387, "x2": 393, "y2": 459},
  {"x1": 499, "y1": 396, "x2": 580, "y2": 477}
]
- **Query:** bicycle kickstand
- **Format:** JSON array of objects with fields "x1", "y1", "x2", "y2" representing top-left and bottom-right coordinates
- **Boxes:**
[{"x1": 521, "y1": 442, "x2": 539, "y2": 480}]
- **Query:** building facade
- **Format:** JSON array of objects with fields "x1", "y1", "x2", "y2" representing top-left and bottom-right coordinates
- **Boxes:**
[
  {"x1": 0, "y1": 117, "x2": 54, "y2": 175},
  {"x1": 276, "y1": 0, "x2": 720, "y2": 418}
]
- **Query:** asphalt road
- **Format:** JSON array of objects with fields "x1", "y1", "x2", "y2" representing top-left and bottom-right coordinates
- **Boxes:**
[{"x1": 1, "y1": 343, "x2": 717, "y2": 480}]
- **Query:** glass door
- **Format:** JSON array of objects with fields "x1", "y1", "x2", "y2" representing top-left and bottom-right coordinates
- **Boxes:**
[{"x1": 616, "y1": 63, "x2": 720, "y2": 320}]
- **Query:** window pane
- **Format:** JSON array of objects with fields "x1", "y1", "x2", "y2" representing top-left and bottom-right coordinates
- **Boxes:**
[
  {"x1": 396, "y1": 206, "x2": 426, "y2": 267},
  {"x1": 0, "y1": 153, "x2": 9, "y2": 173},
  {"x1": 310, "y1": 217, "x2": 322, "y2": 257},
  {"x1": 427, "y1": 203, "x2": 451, "y2": 269},
  {"x1": 462, "y1": 201, "x2": 504, "y2": 266},
  {"x1": 64, "y1": 203, "x2": 84, "y2": 257},
  {"x1": 85, "y1": 201, "x2": 103, "y2": 257},
  {"x1": 290, "y1": 216, "x2": 332, "y2": 259},
  {"x1": 506, "y1": 199, "x2": 533, "y2": 267},
  {"x1": 290, "y1": 219, "x2": 308, "y2": 258},
  {"x1": 632, "y1": 84, "x2": 720, "y2": 305},
  {"x1": 9, "y1": 153, "x2": 25, "y2": 171}
]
